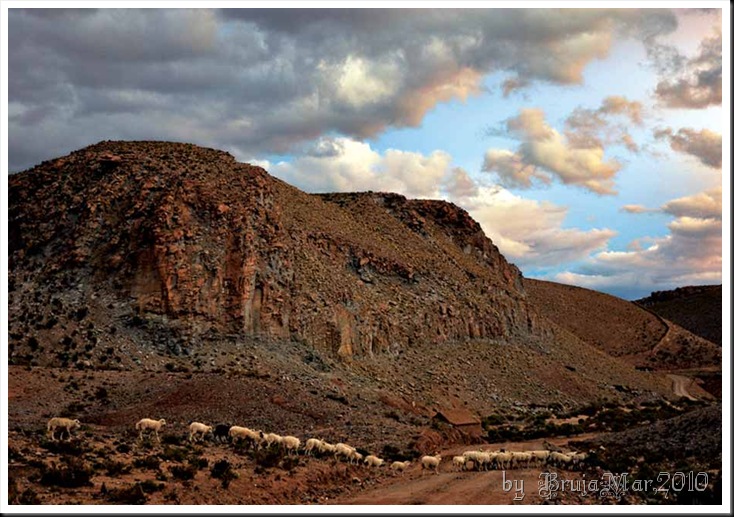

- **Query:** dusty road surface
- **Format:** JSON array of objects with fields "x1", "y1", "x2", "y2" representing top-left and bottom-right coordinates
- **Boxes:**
[{"x1": 667, "y1": 374, "x2": 697, "y2": 401}]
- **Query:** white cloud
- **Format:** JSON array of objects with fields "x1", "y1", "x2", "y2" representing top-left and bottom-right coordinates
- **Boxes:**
[
  {"x1": 483, "y1": 108, "x2": 621, "y2": 195},
  {"x1": 268, "y1": 138, "x2": 615, "y2": 268},
  {"x1": 554, "y1": 186, "x2": 722, "y2": 298}
]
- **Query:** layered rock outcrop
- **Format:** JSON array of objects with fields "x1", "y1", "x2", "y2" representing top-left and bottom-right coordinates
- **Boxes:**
[{"x1": 9, "y1": 141, "x2": 546, "y2": 365}]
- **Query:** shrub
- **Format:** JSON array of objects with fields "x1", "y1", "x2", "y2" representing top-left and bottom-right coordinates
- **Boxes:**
[
  {"x1": 133, "y1": 456, "x2": 161, "y2": 471},
  {"x1": 253, "y1": 447, "x2": 284, "y2": 470},
  {"x1": 102, "y1": 483, "x2": 147, "y2": 504},
  {"x1": 159, "y1": 446, "x2": 188, "y2": 463},
  {"x1": 170, "y1": 464, "x2": 197, "y2": 481},
  {"x1": 103, "y1": 459, "x2": 131, "y2": 476},
  {"x1": 210, "y1": 459, "x2": 238, "y2": 489},
  {"x1": 40, "y1": 457, "x2": 93, "y2": 488}
]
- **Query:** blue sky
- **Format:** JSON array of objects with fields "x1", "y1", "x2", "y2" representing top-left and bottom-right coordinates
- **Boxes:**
[{"x1": 7, "y1": 6, "x2": 726, "y2": 299}]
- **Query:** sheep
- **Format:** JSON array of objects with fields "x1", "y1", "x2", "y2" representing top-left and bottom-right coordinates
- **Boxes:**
[
  {"x1": 511, "y1": 451, "x2": 532, "y2": 470},
  {"x1": 461, "y1": 450, "x2": 483, "y2": 471},
  {"x1": 390, "y1": 461, "x2": 411, "y2": 475},
  {"x1": 421, "y1": 454, "x2": 442, "y2": 475},
  {"x1": 318, "y1": 441, "x2": 336, "y2": 455},
  {"x1": 529, "y1": 450, "x2": 550, "y2": 467},
  {"x1": 494, "y1": 451, "x2": 513, "y2": 470},
  {"x1": 549, "y1": 451, "x2": 574, "y2": 469},
  {"x1": 364, "y1": 455, "x2": 385, "y2": 468},
  {"x1": 348, "y1": 450, "x2": 364, "y2": 465},
  {"x1": 304, "y1": 438, "x2": 323, "y2": 456},
  {"x1": 228, "y1": 426, "x2": 262, "y2": 448},
  {"x1": 571, "y1": 452, "x2": 588, "y2": 470},
  {"x1": 281, "y1": 436, "x2": 301, "y2": 456},
  {"x1": 135, "y1": 418, "x2": 166, "y2": 442},
  {"x1": 261, "y1": 432, "x2": 283, "y2": 449},
  {"x1": 188, "y1": 422, "x2": 213, "y2": 443},
  {"x1": 47, "y1": 417, "x2": 81, "y2": 441},
  {"x1": 452, "y1": 455, "x2": 467, "y2": 471},
  {"x1": 213, "y1": 424, "x2": 231, "y2": 443},
  {"x1": 334, "y1": 443, "x2": 356, "y2": 462}
]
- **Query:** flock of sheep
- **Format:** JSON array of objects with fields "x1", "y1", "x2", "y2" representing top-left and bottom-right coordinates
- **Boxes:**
[{"x1": 46, "y1": 417, "x2": 588, "y2": 475}]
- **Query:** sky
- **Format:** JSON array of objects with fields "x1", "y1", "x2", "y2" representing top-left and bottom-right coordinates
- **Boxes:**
[{"x1": 5, "y1": 4, "x2": 727, "y2": 300}]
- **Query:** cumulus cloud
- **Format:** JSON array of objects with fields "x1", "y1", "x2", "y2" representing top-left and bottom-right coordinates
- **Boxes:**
[
  {"x1": 652, "y1": 27, "x2": 722, "y2": 109},
  {"x1": 554, "y1": 186, "x2": 722, "y2": 298},
  {"x1": 564, "y1": 95, "x2": 644, "y2": 152},
  {"x1": 483, "y1": 108, "x2": 622, "y2": 195},
  {"x1": 267, "y1": 138, "x2": 615, "y2": 268},
  {"x1": 654, "y1": 127, "x2": 722, "y2": 169},
  {"x1": 8, "y1": 8, "x2": 678, "y2": 171},
  {"x1": 621, "y1": 204, "x2": 653, "y2": 214},
  {"x1": 462, "y1": 187, "x2": 616, "y2": 267},
  {"x1": 267, "y1": 137, "x2": 452, "y2": 198}
]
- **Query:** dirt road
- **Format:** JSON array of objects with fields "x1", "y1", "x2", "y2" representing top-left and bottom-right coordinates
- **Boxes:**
[{"x1": 667, "y1": 374, "x2": 697, "y2": 401}]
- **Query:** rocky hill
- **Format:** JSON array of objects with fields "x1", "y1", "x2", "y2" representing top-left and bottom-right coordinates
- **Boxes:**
[
  {"x1": 9, "y1": 141, "x2": 680, "y2": 432},
  {"x1": 636, "y1": 285, "x2": 722, "y2": 347},
  {"x1": 525, "y1": 279, "x2": 721, "y2": 372},
  {"x1": 9, "y1": 141, "x2": 542, "y2": 365}
]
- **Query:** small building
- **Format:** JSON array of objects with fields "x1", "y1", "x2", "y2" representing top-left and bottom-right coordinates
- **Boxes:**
[{"x1": 432, "y1": 408, "x2": 483, "y2": 436}]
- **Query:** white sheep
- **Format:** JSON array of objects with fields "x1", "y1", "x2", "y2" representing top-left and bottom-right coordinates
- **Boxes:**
[
  {"x1": 261, "y1": 432, "x2": 283, "y2": 449},
  {"x1": 452, "y1": 455, "x2": 467, "y2": 471},
  {"x1": 364, "y1": 455, "x2": 385, "y2": 468},
  {"x1": 228, "y1": 426, "x2": 261, "y2": 448},
  {"x1": 549, "y1": 451, "x2": 574, "y2": 469},
  {"x1": 47, "y1": 417, "x2": 81, "y2": 441},
  {"x1": 318, "y1": 441, "x2": 336, "y2": 455},
  {"x1": 304, "y1": 438, "x2": 322, "y2": 456},
  {"x1": 390, "y1": 461, "x2": 411, "y2": 475},
  {"x1": 188, "y1": 422, "x2": 213, "y2": 443},
  {"x1": 334, "y1": 443, "x2": 356, "y2": 462},
  {"x1": 348, "y1": 450, "x2": 364, "y2": 465},
  {"x1": 571, "y1": 452, "x2": 588, "y2": 470},
  {"x1": 494, "y1": 451, "x2": 512, "y2": 470},
  {"x1": 421, "y1": 454, "x2": 442, "y2": 475},
  {"x1": 511, "y1": 451, "x2": 532, "y2": 469},
  {"x1": 281, "y1": 436, "x2": 301, "y2": 456},
  {"x1": 529, "y1": 450, "x2": 550, "y2": 466},
  {"x1": 136, "y1": 418, "x2": 166, "y2": 442}
]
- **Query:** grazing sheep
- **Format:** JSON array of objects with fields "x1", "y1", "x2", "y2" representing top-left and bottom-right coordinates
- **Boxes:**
[
  {"x1": 364, "y1": 455, "x2": 385, "y2": 468},
  {"x1": 452, "y1": 455, "x2": 467, "y2": 471},
  {"x1": 228, "y1": 426, "x2": 262, "y2": 448},
  {"x1": 304, "y1": 438, "x2": 323, "y2": 456},
  {"x1": 421, "y1": 454, "x2": 442, "y2": 475},
  {"x1": 348, "y1": 450, "x2": 364, "y2": 465},
  {"x1": 390, "y1": 461, "x2": 411, "y2": 475},
  {"x1": 334, "y1": 443, "x2": 356, "y2": 462},
  {"x1": 281, "y1": 436, "x2": 301, "y2": 456},
  {"x1": 261, "y1": 432, "x2": 283, "y2": 449},
  {"x1": 47, "y1": 417, "x2": 81, "y2": 441},
  {"x1": 549, "y1": 451, "x2": 574, "y2": 469},
  {"x1": 188, "y1": 422, "x2": 213, "y2": 443},
  {"x1": 511, "y1": 451, "x2": 532, "y2": 469},
  {"x1": 529, "y1": 450, "x2": 550, "y2": 466},
  {"x1": 318, "y1": 441, "x2": 337, "y2": 455},
  {"x1": 213, "y1": 424, "x2": 231, "y2": 443},
  {"x1": 494, "y1": 451, "x2": 513, "y2": 470},
  {"x1": 571, "y1": 452, "x2": 588, "y2": 470},
  {"x1": 135, "y1": 418, "x2": 166, "y2": 442}
]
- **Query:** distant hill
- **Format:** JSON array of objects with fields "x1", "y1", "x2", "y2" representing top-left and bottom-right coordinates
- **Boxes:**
[
  {"x1": 525, "y1": 279, "x2": 721, "y2": 372},
  {"x1": 636, "y1": 285, "x2": 722, "y2": 346}
]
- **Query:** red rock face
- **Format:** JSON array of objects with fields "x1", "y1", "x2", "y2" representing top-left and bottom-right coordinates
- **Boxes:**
[{"x1": 9, "y1": 141, "x2": 547, "y2": 365}]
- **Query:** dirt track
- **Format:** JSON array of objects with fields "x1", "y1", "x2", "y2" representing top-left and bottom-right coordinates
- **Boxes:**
[{"x1": 667, "y1": 374, "x2": 697, "y2": 401}]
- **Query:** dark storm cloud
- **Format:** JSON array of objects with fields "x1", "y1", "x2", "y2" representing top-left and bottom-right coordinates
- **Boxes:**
[{"x1": 8, "y1": 7, "x2": 678, "y2": 172}]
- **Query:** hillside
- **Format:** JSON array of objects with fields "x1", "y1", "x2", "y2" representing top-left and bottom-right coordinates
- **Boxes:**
[
  {"x1": 636, "y1": 285, "x2": 722, "y2": 346},
  {"x1": 7, "y1": 140, "x2": 720, "y2": 506},
  {"x1": 525, "y1": 279, "x2": 721, "y2": 373}
]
